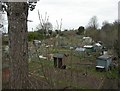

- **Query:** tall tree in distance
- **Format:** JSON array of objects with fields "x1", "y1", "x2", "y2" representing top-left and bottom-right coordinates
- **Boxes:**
[
  {"x1": 85, "y1": 16, "x2": 99, "y2": 40},
  {"x1": 76, "y1": 26, "x2": 85, "y2": 35},
  {"x1": 87, "y1": 16, "x2": 98, "y2": 30},
  {"x1": 101, "y1": 21, "x2": 112, "y2": 31}
]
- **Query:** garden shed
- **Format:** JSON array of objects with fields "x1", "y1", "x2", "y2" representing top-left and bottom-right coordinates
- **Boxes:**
[
  {"x1": 96, "y1": 55, "x2": 112, "y2": 71},
  {"x1": 75, "y1": 47, "x2": 85, "y2": 52},
  {"x1": 83, "y1": 45, "x2": 95, "y2": 52},
  {"x1": 53, "y1": 53, "x2": 65, "y2": 68}
]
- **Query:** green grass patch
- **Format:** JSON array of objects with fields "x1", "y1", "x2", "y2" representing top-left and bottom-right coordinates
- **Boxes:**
[
  {"x1": 105, "y1": 68, "x2": 118, "y2": 79},
  {"x1": 88, "y1": 66, "x2": 105, "y2": 77}
]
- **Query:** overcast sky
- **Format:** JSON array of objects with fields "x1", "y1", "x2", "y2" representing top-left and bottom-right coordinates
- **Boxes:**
[
  {"x1": 1, "y1": 0, "x2": 119, "y2": 32},
  {"x1": 27, "y1": 0, "x2": 119, "y2": 31}
]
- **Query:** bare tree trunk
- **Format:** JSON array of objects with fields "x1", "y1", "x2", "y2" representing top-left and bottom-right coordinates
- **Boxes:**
[{"x1": 7, "y1": 2, "x2": 29, "y2": 89}]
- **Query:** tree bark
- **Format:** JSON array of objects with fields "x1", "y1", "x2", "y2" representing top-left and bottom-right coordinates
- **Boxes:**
[
  {"x1": 118, "y1": 20, "x2": 120, "y2": 90},
  {"x1": 7, "y1": 2, "x2": 29, "y2": 89}
]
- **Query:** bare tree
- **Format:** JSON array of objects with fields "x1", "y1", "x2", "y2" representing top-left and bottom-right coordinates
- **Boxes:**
[
  {"x1": 38, "y1": 11, "x2": 52, "y2": 36},
  {"x1": 87, "y1": 16, "x2": 98, "y2": 30}
]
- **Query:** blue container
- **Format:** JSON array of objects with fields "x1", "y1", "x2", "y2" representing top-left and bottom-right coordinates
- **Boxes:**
[{"x1": 96, "y1": 55, "x2": 112, "y2": 71}]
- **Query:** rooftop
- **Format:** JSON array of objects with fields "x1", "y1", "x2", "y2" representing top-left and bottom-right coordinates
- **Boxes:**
[
  {"x1": 53, "y1": 53, "x2": 64, "y2": 58},
  {"x1": 84, "y1": 45, "x2": 93, "y2": 48},
  {"x1": 95, "y1": 43, "x2": 102, "y2": 47},
  {"x1": 98, "y1": 55, "x2": 111, "y2": 59}
]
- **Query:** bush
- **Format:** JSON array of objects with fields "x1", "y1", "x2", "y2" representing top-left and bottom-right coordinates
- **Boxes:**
[{"x1": 28, "y1": 31, "x2": 44, "y2": 41}]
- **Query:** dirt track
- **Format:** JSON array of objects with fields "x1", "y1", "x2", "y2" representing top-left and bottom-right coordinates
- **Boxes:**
[{"x1": 100, "y1": 78, "x2": 118, "y2": 89}]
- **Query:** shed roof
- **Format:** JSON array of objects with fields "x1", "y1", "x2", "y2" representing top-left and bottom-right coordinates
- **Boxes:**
[
  {"x1": 97, "y1": 55, "x2": 111, "y2": 60},
  {"x1": 84, "y1": 45, "x2": 93, "y2": 48},
  {"x1": 75, "y1": 47, "x2": 85, "y2": 52},
  {"x1": 95, "y1": 43, "x2": 102, "y2": 47},
  {"x1": 53, "y1": 53, "x2": 64, "y2": 58},
  {"x1": 83, "y1": 37, "x2": 91, "y2": 39}
]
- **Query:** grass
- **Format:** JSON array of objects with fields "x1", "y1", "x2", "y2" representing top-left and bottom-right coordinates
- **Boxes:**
[
  {"x1": 88, "y1": 67, "x2": 105, "y2": 78},
  {"x1": 72, "y1": 85, "x2": 92, "y2": 89},
  {"x1": 29, "y1": 53, "x2": 118, "y2": 89},
  {"x1": 29, "y1": 57, "x2": 95, "y2": 89},
  {"x1": 3, "y1": 34, "x2": 118, "y2": 89},
  {"x1": 28, "y1": 40, "x2": 118, "y2": 89},
  {"x1": 105, "y1": 67, "x2": 118, "y2": 79},
  {"x1": 51, "y1": 47, "x2": 70, "y2": 54}
]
